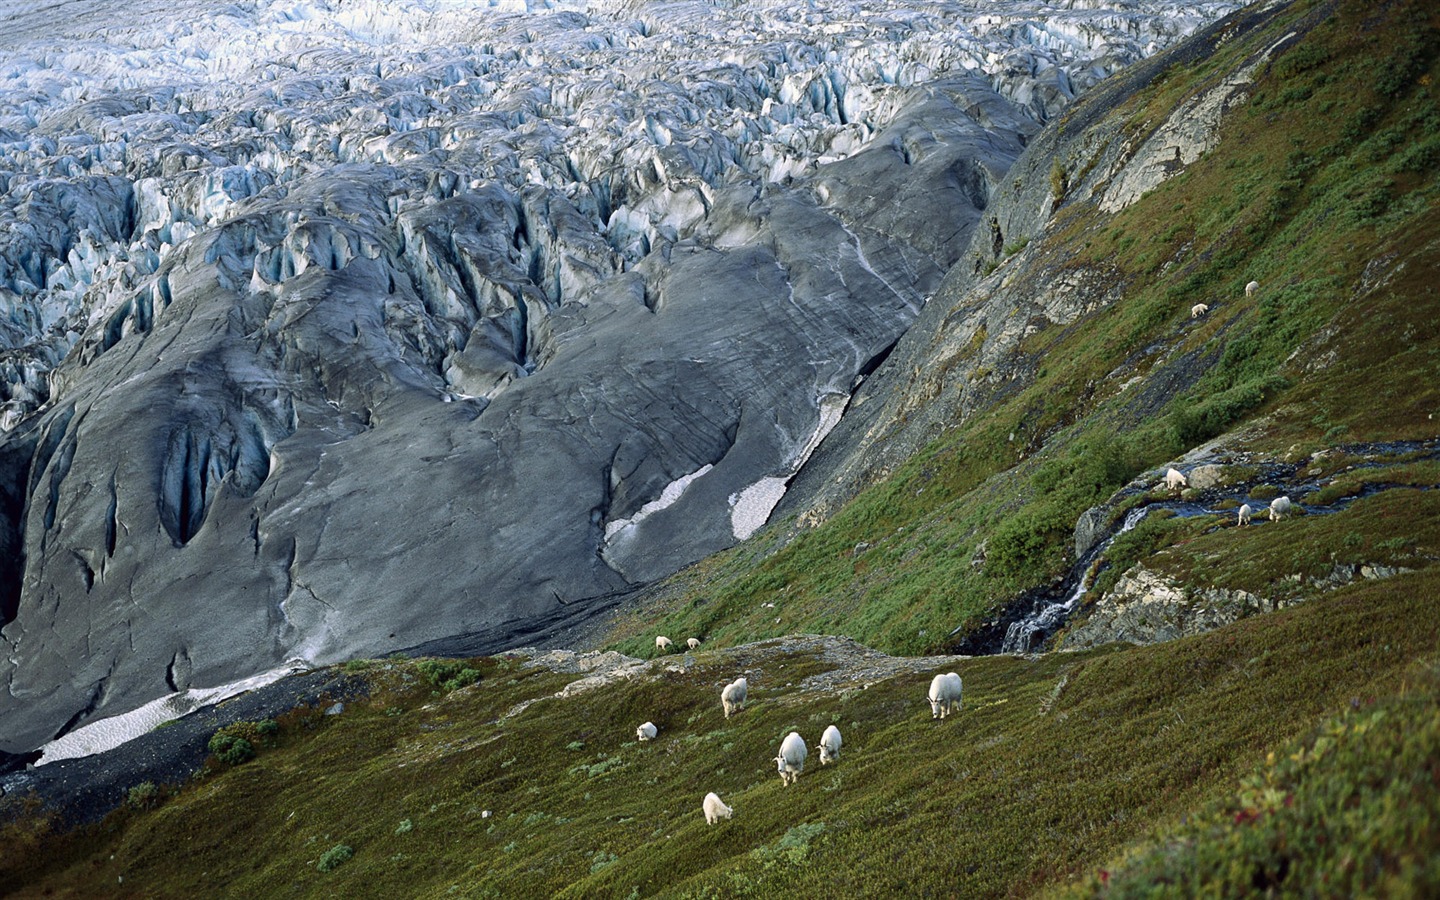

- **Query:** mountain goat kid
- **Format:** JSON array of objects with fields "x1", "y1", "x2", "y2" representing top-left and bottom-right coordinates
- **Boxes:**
[
  {"x1": 928, "y1": 672, "x2": 964, "y2": 720},
  {"x1": 1238, "y1": 503, "x2": 1253, "y2": 527},
  {"x1": 776, "y1": 732, "x2": 808, "y2": 785},
  {"x1": 637, "y1": 721, "x2": 657, "y2": 741},
  {"x1": 703, "y1": 792, "x2": 733, "y2": 824},
  {"x1": 818, "y1": 725, "x2": 843, "y2": 765}
]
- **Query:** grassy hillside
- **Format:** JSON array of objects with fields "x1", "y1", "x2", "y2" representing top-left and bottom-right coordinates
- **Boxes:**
[
  {"x1": 597, "y1": 0, "x2": 1440, "y2": 659},
  {"x1": 3, "y1": 572, "x2": 1437, "y2": 897},
  {"x1": 5, "y1": 1, "x2": 1440, "y2": 896}
]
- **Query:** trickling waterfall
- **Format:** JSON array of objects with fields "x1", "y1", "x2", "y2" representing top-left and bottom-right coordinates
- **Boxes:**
[
  {"x1": 964, "y1": 439, "x2": 1440, "y2": 657},
  {"x1": 1001, "y1": 506, "x2": 1150, "y2": 654}
]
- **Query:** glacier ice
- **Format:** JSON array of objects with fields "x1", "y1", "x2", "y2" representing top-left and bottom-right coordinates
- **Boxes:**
[{"x1": 0, "y1": 0, "x2": 1244, "y2": 754}]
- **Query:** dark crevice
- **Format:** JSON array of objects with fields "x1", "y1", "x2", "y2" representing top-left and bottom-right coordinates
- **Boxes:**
[
  {"x1": 177, "y1": 432, "x2": 209, "y2": 544},
  {"x1": 0, "y1": 417, "x2": 50, "y2": 626},
  {"x1": 855, "y1": 337, "x2": 899, "y2": 385},
  {"x1": 39, "y1": 413, "x2": 82, "y2": 554},
  {"x1": 160, "y1": 411, "x2": 282, "y2": 547},
  {"x1": 27, "y1": 408, "x2": 75, "y2": 513},
  {"x1": 595, "y1": 447, "x2": 618, "y2": 525},
  {"x1": 52, "y1": 679, "x2": 105, "y2": 741},
  {"x1": 104, "y1": 471, "x2": 118, "y2": 557},
  {"x1": 164, "y1": 648, "x2": 191, "y2": 693},
  {"x1": 513, "y1": 298, "x2": 530, "y2": 369},
  {"x1": 512, "y1": 212, "x2": 529, "y2": 252},
  {"x1": 72, "y1": 551, "x2": 95, "y2": 592}
]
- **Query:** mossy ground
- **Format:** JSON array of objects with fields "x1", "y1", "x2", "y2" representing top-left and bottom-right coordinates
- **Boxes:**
[
  {"x1": 1059, "y1": 656, "x2": 1440, "y2": 898},
  {"x1": 4, "y1": 573, "x2": 1438, "y2": 898}
]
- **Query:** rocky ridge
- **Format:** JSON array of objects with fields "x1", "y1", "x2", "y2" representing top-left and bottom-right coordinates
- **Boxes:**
[{"x1": 781, "y1": 0, "x2": 1317, "y2": 526}]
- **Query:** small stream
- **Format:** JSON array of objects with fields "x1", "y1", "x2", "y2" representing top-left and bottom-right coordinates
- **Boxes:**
[
  {"x1": 954, "y1": 439, "x2": 1440, "y2": 656},
  {"x1": 1000, "y1": 506, "x2": 1148, "y2": 653}
]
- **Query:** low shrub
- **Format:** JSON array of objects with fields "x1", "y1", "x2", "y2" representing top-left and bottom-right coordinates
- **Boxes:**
[
  {"x1": 316, "y1": 844, "x2": 354, "y2": 873},
  {"x1": 1070, "y1": 667, "x2": 1440, "y2": 896},
  {"x1": 126, "y1": 781, "x2": 159, "y2": 810},
  {"x1": 986, "y1": 505, "x2": 1072, "y2": 578},
  {"x1": 415, "y1": 659, "x2": 482, "y2": 692},
  {"x1": 207, "y1": 733, "x2": 255, "y2": 766},
  {"x1": 206, "y1": 718, "x2": 279, "y2": 766}
]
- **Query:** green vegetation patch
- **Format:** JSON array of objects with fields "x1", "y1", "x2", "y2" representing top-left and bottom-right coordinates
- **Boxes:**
[
  {"x1": 1302, "y1": 459, "x2": 1440, "y2": 506},
  {"x1": 414, "y1": 658, "x2": 482, "y2": 693},
  {"x1": 316, "y1": 843, "x2": 354, "y2": 873},
  {"x1": 1141, "y1": 487, "x2": 1440, "y2": 595},
  {"x1": 1063, "y1": 659, "x2": 1440, "y2": 897},
  {"x1": 206, "y1": 718, "x2": 281, "y2": 766}
]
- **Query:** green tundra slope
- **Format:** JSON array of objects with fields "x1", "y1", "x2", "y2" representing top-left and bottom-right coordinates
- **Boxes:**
[
  {"x1": 4, "y1": 0, "x2": 1440, "y2": 896},
  {"x1": 3, "y1": 580, "x2": 1438, "y2": 897}
]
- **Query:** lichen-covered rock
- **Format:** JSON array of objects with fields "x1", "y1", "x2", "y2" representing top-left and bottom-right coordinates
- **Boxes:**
[
  {"x1": 1074, "y1": 506, "x2": 1112, "y2": 559},
  {"x1": 1063, "y1": 559, "x2": 1417, "y2": 650},
  {"x1": 1186, "y1": 464, "x2": 1230, "y2": 490},
  {"x1": 1062, "y1": 566, "x2": 1270, "y2": 650}
]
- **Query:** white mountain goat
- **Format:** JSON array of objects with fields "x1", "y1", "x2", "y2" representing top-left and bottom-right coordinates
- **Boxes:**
[
  {"x1": 1238, "y1": 503, "x2": 1253, "y2": 527},
  {"x1": 776, "y1": 731, "x2": 808, "y2": 785},
  {"x1": 703, "y1": 792, "x2": 733, "y2": 824},
  {"x1": 928, "y1": 672, "x2": 964, "y2": 720},
  {"x1": 1191, "y1": 303, "x2": 1209, "y2": 317},
  {"x1": 637, "y1": 721, "x2": 657, "y2": 741},
  {"x1": 818, "y1": 725, "x2": 842, "y2": 765},
  {"x1": 687, "y1": 637, "x2": 701, "y2": 650},
  {"x1": 721, "y1": 677, "x2": 748, "y2": 718},
  {"x1": 1246, "y1": 280, "x2": 1260, "y2": 297},
  {"x1": 1164, "y1": 467, "x2": 1188, "y2": 493},
  {"x1": 1269, "y1": 496, "x2": 1294, "y2": 521},
  {"x1": 655, "y1": 636, "x2": 673, "y2": 653}
]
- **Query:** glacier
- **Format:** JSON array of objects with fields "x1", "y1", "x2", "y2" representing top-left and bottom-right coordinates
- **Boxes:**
[{"x1": 0, "y1": 0, "x2": 1243, "y2": 755}]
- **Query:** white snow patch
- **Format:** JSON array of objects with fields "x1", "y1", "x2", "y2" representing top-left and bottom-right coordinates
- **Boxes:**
[
  {"x1": 604, "y1": 463, "x2": 714, "y2": 542},
  {"x1": 730, "y1": 476, "x2": 790, "y2": 541},
  {"x1": 35, "y1": 658, "x2": 311, "y2": 766},
  {"x1": 797, "y1": 393, "x2": 848, "y2": 465},
  {"x1": 729, "y1": 393, "x2": 847, "y2": 540}
]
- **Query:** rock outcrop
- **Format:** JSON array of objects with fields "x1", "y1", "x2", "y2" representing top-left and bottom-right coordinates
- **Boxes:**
[{"x1": 1061, "y1": 561, "x2": 1417, "y2": 650}]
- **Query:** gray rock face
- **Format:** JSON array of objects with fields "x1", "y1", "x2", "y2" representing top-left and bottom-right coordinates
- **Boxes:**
[
  {"x1": 0, "y1": 0, "x2": 1244, "y2": 753},
  {"x1": 1073, "y1": 505, "x2": 1111, "y2": 560},
  {"x1": 1062, "y1": 566, "x2": 1266, "y2": 649}
]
